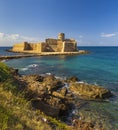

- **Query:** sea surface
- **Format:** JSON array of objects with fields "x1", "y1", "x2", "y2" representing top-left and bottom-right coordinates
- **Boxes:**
[{"x1": 1, "y1": 46, "x2": 118, "y2": 129}]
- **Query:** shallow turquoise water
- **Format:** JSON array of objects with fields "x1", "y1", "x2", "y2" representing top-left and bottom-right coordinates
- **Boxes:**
[
  {"x1": 1, "y1": 46, "x2": 118, "y2": 129},
  {"x1": 3, "y1": 47, "x2": 118, "y2": 91}
]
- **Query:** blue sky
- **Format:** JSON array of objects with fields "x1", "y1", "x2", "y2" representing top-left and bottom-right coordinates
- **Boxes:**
[{"x1": 0, "y1": 0, "x2": 118, "y2": 46}]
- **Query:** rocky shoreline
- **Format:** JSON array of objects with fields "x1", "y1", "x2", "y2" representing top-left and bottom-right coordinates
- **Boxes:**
[{"x1": 12, "y1": 68, "x2": 112, "y2": 130}]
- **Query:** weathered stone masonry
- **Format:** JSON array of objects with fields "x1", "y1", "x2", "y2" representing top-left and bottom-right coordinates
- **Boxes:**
[{"x1": 12, "y1": 33, "x2": 78, "y2": 53}]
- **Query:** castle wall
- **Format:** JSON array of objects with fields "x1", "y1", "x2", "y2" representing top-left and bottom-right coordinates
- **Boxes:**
[
  {"x1": 30, "y1": 43, "x2": 37, "y2": 50},
  {"x1": 30, "y1": 42, "x2": 47, "y2": 52},
  {"x1": 40, "y1": 42, "x2": 47, "y2": 52},
  {"x1": 12, "y1": 33, "x2": 78, "y2": 53},
  {"x1": 34, "y1": 43, "x2": 42, "y2": 52},
  {"x1": 12, "y1": 42, "x2": 28, "y2": 51},
  {"x1": 46, "y1": 39, "x2": 58, "y2": 52},
  {"x1": 63, "y1": 41, "x2": 77, "y2": 52},
  {"x1": 57, "y1": 41, "x2": 63, "y2": 52}
]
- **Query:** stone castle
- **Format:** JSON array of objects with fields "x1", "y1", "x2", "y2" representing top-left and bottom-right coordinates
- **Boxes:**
[{"x1": 12, "y1": 33, "x2": 78, "y2": 53}]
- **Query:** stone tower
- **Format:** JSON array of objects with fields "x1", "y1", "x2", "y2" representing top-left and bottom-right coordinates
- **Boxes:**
[{"x1": 58, "y1": 33, "x2": 65, "y2": 41}]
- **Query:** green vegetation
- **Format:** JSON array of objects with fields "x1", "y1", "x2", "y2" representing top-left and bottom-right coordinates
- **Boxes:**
[{"x1": 0, "y1": 62, "x2": 71, "y2": 130}]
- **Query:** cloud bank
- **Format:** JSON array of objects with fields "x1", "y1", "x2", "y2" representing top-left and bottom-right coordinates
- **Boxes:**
[
  {"x1": 101, "y1": 33, "x2": 117, "y2": 38},
  {"x1": 0, "y1": 32, "x2": 40, "y2": 46}
]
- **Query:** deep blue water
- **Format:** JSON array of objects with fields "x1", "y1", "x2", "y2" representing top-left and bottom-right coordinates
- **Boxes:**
[
  {"x1": 0, "y1": 46, "x2": 118, "y2": 129},
  {"x1": 0, "y1": 47, "x2": 18, "y2": 56}
]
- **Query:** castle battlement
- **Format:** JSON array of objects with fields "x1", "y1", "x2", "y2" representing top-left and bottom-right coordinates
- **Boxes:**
[{"x1": 12, "y1": 33, "x2": 78, "y2": 53}]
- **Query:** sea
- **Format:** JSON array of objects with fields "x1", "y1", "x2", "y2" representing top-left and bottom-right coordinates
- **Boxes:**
[{"x1": 0, "y1": 46, "x2": 118, "y2": 129}]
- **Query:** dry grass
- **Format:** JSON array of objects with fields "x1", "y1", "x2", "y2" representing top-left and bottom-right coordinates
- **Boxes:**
[{"x1": 0, "y1": 62, "x2": 71, "y2": 130}]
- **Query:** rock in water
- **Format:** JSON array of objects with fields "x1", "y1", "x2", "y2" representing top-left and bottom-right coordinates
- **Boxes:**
[
  {"x1": 69, "y1": 83, "x2": 112, "y2": 100},
  {"x1": 66, "y1": 76, "x2": 79, "y2": 82}
]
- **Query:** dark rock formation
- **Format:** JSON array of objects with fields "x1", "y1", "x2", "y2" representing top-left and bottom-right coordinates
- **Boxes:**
[
  {"x1": 13, "y1": 72, "x2": 113, "y2": 128},
  {"x1": 31, "y1": 99, "x2": 60, "y2": 117},
  {"x1": 22, "y1": 74, "x2": 44, "y2": 82},
  {"x1": 17, "y1": 74, "x2": 74, "y2": 118},
  {"x1": 42, "y1": 75, "x2": 64, "y2": 92},
  {"x1": 66, "y1": 76, "x2": 79, "y2": 83},
  {"x1": 69, "y1": 83, "x2": 112, "y2": 100}
]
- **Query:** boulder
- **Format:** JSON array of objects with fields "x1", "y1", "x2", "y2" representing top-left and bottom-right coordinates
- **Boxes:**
[
  {"x1": 31, "y1": 94, "x2": 72, "y2": 118},
  {"x1": 16, "y1": 74, "x2": 76, "y2": 119},
  {"x1": 43, "y1": 95, "x2": 61, "y2": 107},
  {"x1": 43, "y1": 75, "x2": 56, "y2": 82},
  {"x1": 22, "y1": 74, "x2": 44, "y2": 82},
  {"x1": 66, "y1": 76, "x2": 79, "y2": 83},
  {"x1": 69, "y1": 83, "x2": 112, "y2": 99},
  {"x1": 31, "y1": 99, "x2": 60, "y2": 117},
  {"x1": 60, "y1": 87, "x2": 68, "y2": 96},
  {"x1": 28, "y1": 81, "x2": 47, "y2": 95},
  {"x1": 42, "y1": 75, "x2": 64, "y2": 91}
]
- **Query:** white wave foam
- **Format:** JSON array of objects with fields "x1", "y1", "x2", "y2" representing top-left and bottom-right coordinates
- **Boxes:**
[
  {"x1": 46, "y1": 72, "x2": 52, "y2": 75},
  {"x1": 28, "y1": 64, "x2": 38, "y2": 68},
  {"x1": 20, "y1": 67, "x2": 28, "y2": 71},
  {"x1": 78, "y1": 81, "x2": 84, "y2": 84}
]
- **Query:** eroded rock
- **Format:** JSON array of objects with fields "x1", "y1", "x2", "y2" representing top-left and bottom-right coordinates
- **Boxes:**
[
  {"x1": 66, "y1": 76, "x2": 79, "y2": 83},
  {"x1": 31, "y1": 99, "x2": 59, "y2": 117},
  {"x1": 19, "y1": 74, "x2": 74, "y2": 117},
  {"x1": 22, "y1": 74, "x2": 44, "y2": 82},
  {"x1": 69, "y1": 83, "x2": 112, "y2": 100},
  {"x1": 14, "y1": 73, "x2": 113, "y2": 124},
  {"x1": 42, "y1": 75, "x2": 64, "y2": 92}
]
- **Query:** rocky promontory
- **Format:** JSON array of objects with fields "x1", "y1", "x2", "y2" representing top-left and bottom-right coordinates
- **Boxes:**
[
  {"x1": 0, "y1": 62, "x2": 113, "y2": 130},
  {"x1": 13, "y1": 71, "x2": 112, "y2": 129},
  {"x1": 16, "y1": 74, "x2": 74, "y2": 118}
]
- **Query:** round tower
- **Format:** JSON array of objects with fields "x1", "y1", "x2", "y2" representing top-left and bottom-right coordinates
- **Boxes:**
[{"x1": 58, "y1": 33, "x2": 65, "y2": 41}]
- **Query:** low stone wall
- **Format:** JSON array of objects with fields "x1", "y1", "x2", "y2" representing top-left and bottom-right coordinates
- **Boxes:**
[{"x1": 0, "y1": 50, "x2": 89, "y2": 61}]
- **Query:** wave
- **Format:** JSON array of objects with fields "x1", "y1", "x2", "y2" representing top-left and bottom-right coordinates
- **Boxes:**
[
  {"x1": 20, "y1": 67, "x2": 28, "y2": 71},
  {"x1": 27, "y1": 64, "x2": 39, "y2": 68}
]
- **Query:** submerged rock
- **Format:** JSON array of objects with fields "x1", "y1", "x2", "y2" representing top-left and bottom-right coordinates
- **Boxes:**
[{"x1": 69, "y1": 83, "x2": 112, "y2": 100}]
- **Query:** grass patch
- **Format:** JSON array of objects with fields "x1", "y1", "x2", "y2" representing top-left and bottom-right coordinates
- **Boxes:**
[
  {"x1": 0, "y1": 62, "x2": 72, "y2": 130},
  {"x1": 0, "y1": 62, "x2": 11, "y2": 81},
  {"x1": 0, "y1": 106, "x2": 11, "y2": 130}
]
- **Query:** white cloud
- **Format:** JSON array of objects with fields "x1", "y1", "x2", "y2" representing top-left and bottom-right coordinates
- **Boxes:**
[
  {"x1": 78, "y1": 35, "x2": 83, "y2": 38},
  {"x1": 0, "y1": 32, "x2": 40, "y2": 46},
  {"x1": 9, "y1": 34, "x2": 20, "y2": 40},
  {"x1": 101, "y1": 33, "x2": 117, "y2": 38},
  {"x1": 0, "y1": 32, "x2": 5, "y2": 38}
]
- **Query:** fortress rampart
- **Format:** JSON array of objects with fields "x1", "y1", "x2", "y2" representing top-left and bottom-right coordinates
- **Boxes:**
[{"x1": 12, "y1": 33, "x2": 78, "y2": 53}]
